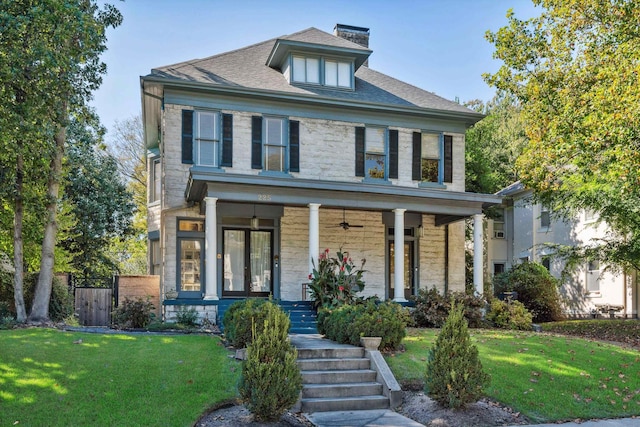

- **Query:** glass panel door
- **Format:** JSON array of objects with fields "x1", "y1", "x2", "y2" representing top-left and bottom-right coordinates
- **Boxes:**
[
  {"x1": 180, "y1": 240, "x2": 202, "y2": 292},
  {"x1": 250, "y1": 231, "x2": 271, "y2": 294},
  {"x1": 389, "y1": 241, "x2": 414, "y2": 300},
  {"x1": 224, "y1": 230, "x2": 246, "y2": 294},
  {"x1": 223, "y1": 229, "x2": 273, "y2": 297}
]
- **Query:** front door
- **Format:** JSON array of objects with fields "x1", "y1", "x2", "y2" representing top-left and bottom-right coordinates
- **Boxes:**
[
  {"x1": 388, "y1": 240, "x2": 415, "y2": 300},
  {"x1": 223, "y1": 229, "x2": 273, "y2": 297}
]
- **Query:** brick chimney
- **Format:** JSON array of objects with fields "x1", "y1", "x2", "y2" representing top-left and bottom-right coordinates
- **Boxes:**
[{"x1": 334, "y1": 24, "x2": 370, "y2": 66}]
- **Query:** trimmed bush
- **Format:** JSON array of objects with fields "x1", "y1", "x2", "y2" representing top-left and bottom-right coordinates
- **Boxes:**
[
  {"x1": 112, "y1": 296, "x2": 155, "y2": 328},
  {"x1": 425, "y1": 301, "x2": 490, "y2": 409},
  {"x1": 320, "y1": 299, "x2": 408, "y2": 350},
  {"x1": 239, "y1": 301, "x2": 302, "y2": 422},
  {"x1": 223, "y1": 299, "x2": 268, "y2": 348},
  {"x1": 487, "y1": 299, "x2": 533, "y2": 330},
  {"x1": 493, "y1": 261, "x2": 564, "y2": 323},
  {"x1": 411, "y1": 288, "x2": 486, "y2": 328},
  {"x1": 175, "y1": 306, "x2": 199, "y2": 327},
  {"x1": 0, "y1": 272, "x2": 73, "y2": 322}
]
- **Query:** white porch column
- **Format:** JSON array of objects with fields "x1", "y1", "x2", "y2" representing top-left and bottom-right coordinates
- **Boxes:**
[
  {"x1": 473, "y1": 213, "x2": 484, "y2": 297},
  {"x1": 204, "y1": 197, "x2": 219, "y2": 300},
  {"x1": 308, "y1": 203, "x2": 321, "y2": 276},
  {"x1": 393, "y1": 208, "x2": 407, "y2": 302}
]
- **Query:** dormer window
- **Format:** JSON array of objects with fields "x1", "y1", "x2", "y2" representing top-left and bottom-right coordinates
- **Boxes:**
[
  {"x1": 325, "y1": 59, "x2": 351, "y2": 88},
  {"x1": 289, "y1": 54, "x2": 354, "y2": 89},
  {"x1": 292, "y1": 56, "x2": 320, "y2": 84}
]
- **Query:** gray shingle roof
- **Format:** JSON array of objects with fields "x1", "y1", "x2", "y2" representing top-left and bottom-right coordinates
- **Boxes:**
[{"x1": 148, "y1": 27, "x2": 477, "y2": 116}]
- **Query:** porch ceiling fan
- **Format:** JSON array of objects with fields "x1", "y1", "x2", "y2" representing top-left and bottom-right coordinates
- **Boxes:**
[{"x1": 336, "y1": 209, "x2": 364, "y2": 230}]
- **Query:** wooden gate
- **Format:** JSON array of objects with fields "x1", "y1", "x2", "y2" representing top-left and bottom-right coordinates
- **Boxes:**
[{"x1": 75, "y1": 287, "x2": 113, "y2": 326}]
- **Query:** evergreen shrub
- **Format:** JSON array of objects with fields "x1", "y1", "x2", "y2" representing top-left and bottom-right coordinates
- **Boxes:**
[
  {"x1": 321, "y1": 299, "x2": 408, "y2": 350},
  {"x1": 239, "y1": 301, "x2": 302, "y2": 421},
  {"x1": 112, "y1": 296, "x2": 155, "y2": 328},
  {"x1": 493, "y1": 261, "x2": 564, "y2": 322},
  {"x1": 222, "y1": 298, "x2": 268, "y2": 348},
  {"x1": 487, "y1": 299, "x2": 533, "y2": 330},
  {"x1": 425, "y1": 301, "x2": 490, "y2": 409},
  {"x1": 411, "y1": 288, "x2": 486, "y2": 328}
]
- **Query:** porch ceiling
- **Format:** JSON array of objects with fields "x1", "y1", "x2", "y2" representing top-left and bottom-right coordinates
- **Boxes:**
[{"x1": 186, "y1": 168, "x2": 502, "y2": 224}]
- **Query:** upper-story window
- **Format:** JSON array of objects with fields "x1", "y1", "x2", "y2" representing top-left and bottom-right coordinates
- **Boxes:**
[
  {"x1": 292, "y1": 56, "x2": 320, "y2": 84},
  {"x1": 194, "y1": 111, "x2": 219, "y2": 166},
  {"x1": 540, "y1": 205, "x2": 551, "y2": 229},
  {"x1": 493, "y1": 209, "x2": 505, "y2": 239},
  {"x1": 252, "y1": 116, "x2": 300, "y2": 174},
  {"x1": 365, "y1": 127, "x2": 386, "y2": 179},
  {"x1": 355, "y1": 126, "x2": 398, "y2": 181},
  {"x1": 290, "y1": 55, "x2": 354, "y2": 89},
  {"x1": 181, "y1": 110, "x2": 233, "y2": 168},
  {"x1": 150, "y1": 157, "x2": 161, "y2": 203},
  {"x1": 325, "y1": 59, "x2": 351, "y2": 88},
  {"x1": 412, "y1": 132, "x2": 453, "y2": 185}
]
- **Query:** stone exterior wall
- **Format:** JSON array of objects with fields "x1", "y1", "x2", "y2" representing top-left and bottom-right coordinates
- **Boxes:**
[{"x1": 117, "y1": 275, "x2": 160, "y2": 317}]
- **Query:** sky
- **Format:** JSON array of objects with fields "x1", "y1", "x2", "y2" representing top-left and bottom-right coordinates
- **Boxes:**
[{"x1": 92, "y1": 0, "x2": 540, "y2": 137}]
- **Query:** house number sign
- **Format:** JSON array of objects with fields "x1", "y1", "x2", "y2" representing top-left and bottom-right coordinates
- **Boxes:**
[{"x1": 258, "y1": 194, "x2": 272, "y2": 201}]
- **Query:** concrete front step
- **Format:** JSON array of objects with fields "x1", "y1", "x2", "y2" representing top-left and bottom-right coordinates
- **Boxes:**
[
  {"x1": 302, "y1": 369, "x2": 377, "y2": 384},
  {"x1": 297, "y1": 347, "x2": 364, "y2": 360},
  {"x1": 300, "y1": 395, "x2": 390, "y2": 413},
  {"x1": 298, "y1": 357, "x2": 371, "y2": 371},
  {"x1": 302, "y1": 382, "x2": 383, "y2": 398}
]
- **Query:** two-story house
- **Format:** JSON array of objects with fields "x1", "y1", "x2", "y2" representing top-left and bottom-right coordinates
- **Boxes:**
[
  {"x1": 141, "y1": 24, "x2": 500, "y2": 323},
  {"x1": 487, "y1": 181, "x2": 638, "y2": 318}
]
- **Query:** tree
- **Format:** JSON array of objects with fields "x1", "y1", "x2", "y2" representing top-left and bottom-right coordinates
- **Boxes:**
[
  {"x1": 107, "y1": 115, "x2": 148, "y2": 275},
  {"x1": 60, "y1": 114, "x2": 136, "y2": 282},
  {"x1": 465, "y1": 93, "x2": 527, "y2": 194},
  {"x1": 485, "y1": 0, "x2": 640, "y2": 272},
  {"x1": 0, "y1": 0, "x2": 122, "y2": 322}
]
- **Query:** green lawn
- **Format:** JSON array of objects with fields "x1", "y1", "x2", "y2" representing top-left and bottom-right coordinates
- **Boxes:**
[
  {"x1": 0, "y1": 329, "x2": 240, "y2": 427},
  {"x1": 386, "y1": 328, "x2": 640, "y2": 423}
]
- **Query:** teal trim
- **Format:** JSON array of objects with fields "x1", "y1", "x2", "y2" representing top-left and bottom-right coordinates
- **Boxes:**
[
  {"x1": 148, "y1": 230, "x2": 160, "y2": 240},
  {"x1": 142, "y1": 77, "x2": 482, "y2": 128},
  {"x1": 419, "y1": 182, "x2": 447, "y2": 190},
  {"x1": 259, "y1": 170, "x2": 293, "y2": 178}
]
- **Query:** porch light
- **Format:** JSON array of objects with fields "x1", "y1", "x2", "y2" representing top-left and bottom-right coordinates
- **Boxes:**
[{"x1": 251, "y1": 205, "x2": 259, "y2": 230}]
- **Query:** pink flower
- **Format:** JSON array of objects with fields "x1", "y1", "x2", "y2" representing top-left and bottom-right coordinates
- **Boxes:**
[
  {"x1": 325, "y1": 248, "x2": 330, "y2": 253},
  {"x1": 339, "y1": 286, "x2": 345, "y2": 292},
  {"x1": 348, "y1": 257, "x2": 352, "y2": 263},
  {"x1": 343, "y1": 257, "x2": 348, "y2": 263},
  {"x1": 308, "y1": 274, "x2": 312, "y2": 280},
  {"x1": 340, "y1": 266, "x2": 345, "y2": 272}
]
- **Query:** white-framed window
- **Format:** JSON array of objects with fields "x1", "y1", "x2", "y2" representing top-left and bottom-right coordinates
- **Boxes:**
[
  {"x1": 292, "y1": 55, "x2": 320, "y2": 84},
  {"x1": 150, "y1": 157, "x2": 161, "y2": 203},
  {"x1": 540, "y1": 206, "x2": 551, "y2": 228},
  {"x1": 586, "y1": 260, "x2": 601, "y2": 293},
  {"x1": 265, "y1": 117, "x2": 286, "y2": 172},
  {"x1": 421, "y1": 132, "x2": 440, "y2": 183},
  {"x1": 194, "y1": 111, "x2": 219, "y2": 167},
  {"x1": 493, "y1": 209, "x2": 505, "y2": 239},
  {"x1": 325, "y1": 59, "x2": 352, "y2": 88},
  {"x1": 364, "y1": 127, "x2": 387, "y2": 179}
]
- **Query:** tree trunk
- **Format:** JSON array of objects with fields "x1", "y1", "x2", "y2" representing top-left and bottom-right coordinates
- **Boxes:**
[
  {"x1": 29, "y1": 123, "x2": 66, "y2": 323},
  {"x1": 13, "y1": 153, "x2": 27, "y2": 323}
]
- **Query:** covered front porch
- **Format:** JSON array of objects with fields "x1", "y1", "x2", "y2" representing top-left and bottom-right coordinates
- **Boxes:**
[{"x1": 184, "y1": 169, "x2": 500, "y2": 304}]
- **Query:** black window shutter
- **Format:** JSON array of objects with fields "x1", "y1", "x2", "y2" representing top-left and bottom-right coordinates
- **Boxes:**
[
  {"x1": 355, "y1": 127, "x2": 365, "y2": 177},
  {"x1": 389, "y1": 129, "x2": 398, "y2": 179},
  {"x1": 221, "y1": 114, "x2": 233, "y2": 167},
  {"x1": 444, "y1": 134, "x2": 453, "y2": 183},
  {"x1": 181, "y1": 110, "x2": 194, "y2": 164},
  {"x1": 289, "y1": 120, "x2": 300, "y2": 173},
  {"x1": 412, "y1": 131, "x2": 421, "y2": 181},
  {"x1": 251, "y1": 116, "x2": 263, "y2": 169}
]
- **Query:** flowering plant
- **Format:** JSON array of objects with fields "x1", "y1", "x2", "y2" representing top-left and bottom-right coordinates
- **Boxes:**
[{"x1": 308, "y1": 248, "x2": 366, "y2": 309}]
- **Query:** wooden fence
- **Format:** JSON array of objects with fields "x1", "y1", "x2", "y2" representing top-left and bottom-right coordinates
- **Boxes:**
[{"x1": 75, "y1": 287, "x2": 112, "y2": 326}]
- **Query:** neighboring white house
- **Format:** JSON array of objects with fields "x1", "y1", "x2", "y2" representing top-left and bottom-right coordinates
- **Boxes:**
[
  {"x1": 141, "y1": 24, "x2": 501, "y2": 322},
  {"x1": 487, "y1": 181, "x2": 638, "y2": 318}
]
